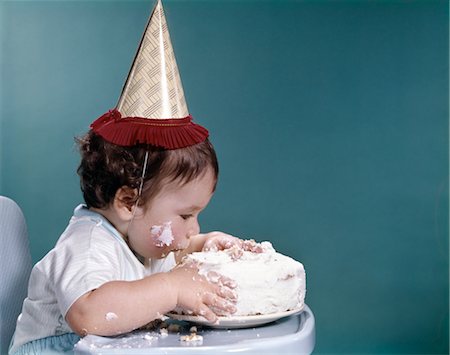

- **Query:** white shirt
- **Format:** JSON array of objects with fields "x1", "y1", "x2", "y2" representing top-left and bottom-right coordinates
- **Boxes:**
[{"x1": 10, "y1": 205, "x2": 176, "y2": 353}]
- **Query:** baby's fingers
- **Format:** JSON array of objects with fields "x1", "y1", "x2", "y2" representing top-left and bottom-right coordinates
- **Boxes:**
[
  {"x1": 202, "y1": 240, "x2": 219, "y2": 252},
  {"x1": 202, "y1": 232, "x2": 242, "y2": 252},
  {"x1": 203, "y1": 292, "x2": 237, "y2": 315},
  {"x1": 217, "y1": 286, "x2": 238, "y2": 301},
  {"x1": 197, "y1": 304, "x2": 218, "y2": 323},
  {"x1": 218, "y1": 275, "x2": 237, "y2": 289},
  {"x1": 242, "y1": 239, "x2": 263, "y2": 253},
  {"x1": 206, "y1": 271, "x2": 237, "y2": 289}
]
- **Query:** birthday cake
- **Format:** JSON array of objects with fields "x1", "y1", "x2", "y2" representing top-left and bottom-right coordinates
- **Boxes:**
[{"x1": 182, "y1": 241, "x2": 306, "y2": 316}]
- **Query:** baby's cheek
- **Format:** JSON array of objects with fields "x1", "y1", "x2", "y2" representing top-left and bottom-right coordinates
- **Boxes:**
[{"x1": 171, "y1": 224, "x2": 189, "y2": 249}]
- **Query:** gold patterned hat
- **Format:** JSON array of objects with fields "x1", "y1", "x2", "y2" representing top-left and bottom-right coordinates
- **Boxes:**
[{"x1": 91, "y1": 0, "x2": 208, "y2": 148}]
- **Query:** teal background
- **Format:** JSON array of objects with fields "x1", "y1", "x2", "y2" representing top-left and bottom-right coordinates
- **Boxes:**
[{"x1": 0, "y1": 0, "x2": 448, "y2": 353}]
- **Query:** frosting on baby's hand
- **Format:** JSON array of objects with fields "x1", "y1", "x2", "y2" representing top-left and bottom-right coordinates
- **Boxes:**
[
  {"x1": 241, "y1": 239, "x2": 264, "y2": 253},
  {"x1": 202, "y1": 232, "x2": 241, "y2": 252}
]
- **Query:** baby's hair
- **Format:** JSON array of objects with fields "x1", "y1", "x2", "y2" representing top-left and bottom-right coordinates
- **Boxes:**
[{"x1": 76, "y1": 130, "x2": 218, "y2": 209}]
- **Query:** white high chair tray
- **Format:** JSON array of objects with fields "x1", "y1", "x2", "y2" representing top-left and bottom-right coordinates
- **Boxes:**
[{"x1": 74, "y1": 305, "x2": 315, "y2": 354}]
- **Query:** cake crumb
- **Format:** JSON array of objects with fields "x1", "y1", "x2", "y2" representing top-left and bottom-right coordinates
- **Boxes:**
[
  {"x1": 180, "y1": 333, "x2": 203, "y2": 345},
  {"x1": 159, "y1": 328, "x2": 169, "y2": 337},
  {"x1": 143, "y1": 333, "x2": 157, "y2": 341}
]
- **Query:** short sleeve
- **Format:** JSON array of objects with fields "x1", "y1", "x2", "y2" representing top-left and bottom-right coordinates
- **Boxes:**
[{"x1": 46, "y1": 223, "x2": 124, "y2": 316}]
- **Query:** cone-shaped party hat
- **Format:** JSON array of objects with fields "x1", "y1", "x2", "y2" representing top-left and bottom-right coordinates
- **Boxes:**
[{"x1": 91, "y1": 0, "x2": 208, "y2": 149}]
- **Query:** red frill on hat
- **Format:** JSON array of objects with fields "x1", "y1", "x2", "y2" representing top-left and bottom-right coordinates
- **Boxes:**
[{"x1": 90, "y1": 109, "x2": 209, "y2": 149}]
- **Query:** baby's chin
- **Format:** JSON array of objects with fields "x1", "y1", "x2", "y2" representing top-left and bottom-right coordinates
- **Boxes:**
[{"x1": 138, "y1": 246, "x2": 171, "y2": 259}]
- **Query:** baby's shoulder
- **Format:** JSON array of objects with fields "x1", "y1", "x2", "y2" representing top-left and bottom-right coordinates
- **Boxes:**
[
  {"x1": 36, "y1": 218, "x2": 124, "y2": 273},
  {"x1": 45, "y1": 217, "x2": 120, "y2": 264}
]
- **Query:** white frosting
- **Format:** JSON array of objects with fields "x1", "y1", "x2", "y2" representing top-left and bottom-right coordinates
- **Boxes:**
[
  {"x1": 150, "y1": 221, "x2": 174, "y2": 247},
  {"x1": 105, "y1": 312, "x2": 118, "y2": 321},
  {"x1": 183, "y1": 241, "x2": 306, "y2": 316}
]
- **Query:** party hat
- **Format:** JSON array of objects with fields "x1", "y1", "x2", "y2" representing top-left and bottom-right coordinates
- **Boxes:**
[{"x1": 91, "y1": 0, "x2": 208, "y2": 149}]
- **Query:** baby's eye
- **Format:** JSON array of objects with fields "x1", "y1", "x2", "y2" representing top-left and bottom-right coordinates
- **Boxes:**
[{"x1": 180, "y1": 214, "x2": 193, "y2": 220}]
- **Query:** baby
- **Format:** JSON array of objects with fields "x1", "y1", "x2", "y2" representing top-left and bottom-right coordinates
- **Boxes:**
[{"x1": 9, "y1": 131, "x2": 248, "y2": 354}]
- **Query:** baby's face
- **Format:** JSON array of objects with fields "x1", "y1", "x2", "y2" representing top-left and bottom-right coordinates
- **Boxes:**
[{"x1": 126, "y1": 168, "x2": 215, "y2": 259}]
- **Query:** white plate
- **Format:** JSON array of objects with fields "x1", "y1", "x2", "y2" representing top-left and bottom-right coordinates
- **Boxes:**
[{"x1": 167, "y1": 306, "x2": 304, "y2": 329}]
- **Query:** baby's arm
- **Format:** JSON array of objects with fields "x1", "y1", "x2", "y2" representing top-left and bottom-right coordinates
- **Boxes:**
[
  {"x1": 177, "y1": 233, "x2": 209, "y2": 257},
  {"x1": 66, "y1": 266, "x2": 236, "y2": 336}
]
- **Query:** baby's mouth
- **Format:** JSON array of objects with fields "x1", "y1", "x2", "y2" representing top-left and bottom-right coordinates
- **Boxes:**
[{"x1": 172, "y1": 243, "x2": 189, "y2": 253}]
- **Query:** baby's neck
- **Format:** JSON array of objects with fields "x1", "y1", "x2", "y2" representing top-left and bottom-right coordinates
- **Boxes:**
[{"x1": 90, "y1": 206, "x2": 128, "y2": 241}]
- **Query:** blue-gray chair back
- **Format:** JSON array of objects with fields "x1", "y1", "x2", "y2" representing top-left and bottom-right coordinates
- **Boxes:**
[{"x1": 0, "y1": 196, "x2": 32, "y2": 354}]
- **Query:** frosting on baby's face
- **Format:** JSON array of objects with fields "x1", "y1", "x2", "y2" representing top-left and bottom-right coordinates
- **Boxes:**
[{"x1": 150, "y1": 221, "x2": 175, "y2": 247}]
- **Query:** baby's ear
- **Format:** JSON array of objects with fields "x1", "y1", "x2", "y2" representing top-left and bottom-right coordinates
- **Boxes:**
[{"x1": 113, "y1": 186, "x2": 138, "y2": 220}]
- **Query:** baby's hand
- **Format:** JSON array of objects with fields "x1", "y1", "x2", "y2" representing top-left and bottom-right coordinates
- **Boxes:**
[
  {"x1": 167, "y1": 262, "x2": 237, "y2": 323},
  {"x1": 202, "y1": 231, "x2": 243, "y2": 252},
  {"x1": 203, "y1": 233, "x2": 263, "y2": 260}
]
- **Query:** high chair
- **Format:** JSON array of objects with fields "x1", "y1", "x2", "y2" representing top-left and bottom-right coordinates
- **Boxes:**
[{"x1": 0, "y1": 196, "x2": 32, "y2": 354}]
